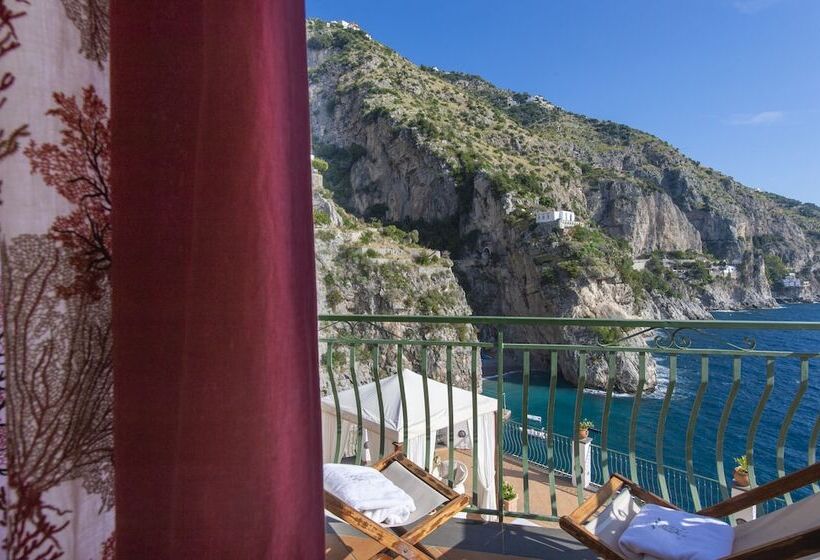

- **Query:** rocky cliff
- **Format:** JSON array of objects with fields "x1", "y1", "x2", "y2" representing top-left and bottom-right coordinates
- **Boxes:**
[
  {"x1": 307, "y1": 20, "x2": 819, "y2": 392},
  {"x1": 313, "y1": 171, "x2": 479, "y2": 394}
]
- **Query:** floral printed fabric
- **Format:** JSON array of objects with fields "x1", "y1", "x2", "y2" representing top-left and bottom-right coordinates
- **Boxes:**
[{"x1": 1, "y1": 1, "x2": 114, "y2": 558}]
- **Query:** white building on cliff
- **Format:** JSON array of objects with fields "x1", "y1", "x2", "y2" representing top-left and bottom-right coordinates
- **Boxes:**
[
  {"x1": 710, "y1": 264, "x2": 738, "y2": 279},
  {"x1": 330, "y1": 20, "x2": 360, "y2": 30},
  {"x1": 783, "y1": 273, "x2": 802, "y2": 288},
  {"x1": 536, "y1": 209, "x2": 577, "y2": 230}
]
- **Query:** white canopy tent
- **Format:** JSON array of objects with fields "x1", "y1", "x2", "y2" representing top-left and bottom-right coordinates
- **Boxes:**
[{"x1": 321, "y1": 369, "x2": 498, "y2": 512}]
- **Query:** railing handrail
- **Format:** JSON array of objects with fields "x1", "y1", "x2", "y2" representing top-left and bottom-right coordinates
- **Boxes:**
[
  {"x1": 319, "y1": 313, "x2": 820, "y2": 330},
  {"x1": 318, "y1": 337, "x2": 816, "y2": 358}
]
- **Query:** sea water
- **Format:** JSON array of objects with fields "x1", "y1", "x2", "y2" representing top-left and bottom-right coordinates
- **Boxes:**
[{"x1": 483, "y1": 303, "x2": 820, "y2": 494}]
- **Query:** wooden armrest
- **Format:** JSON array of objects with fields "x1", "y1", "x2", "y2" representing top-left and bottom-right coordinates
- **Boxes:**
[
  {"x1": 370, "y1": 442, "x2": 404, "y2": 470},
  {"x1": 565, "y1": 475, "x2": 625, "y2": 524},
  {"x1": 699, "y1": 462, "x2": 820, "y2": 518},
  {"x1": 560, "y1": 483, "x2": 632, "y2": 560},
  {"x1": 560, "y1": 475, "x2": 682, "y2": 560},
  {"x1": 564, "y1": 474, "x2": 681, "y2": 527},
  {"x1": 395, "y1": 455, "x2": 461, "y2": 500},
  {"x1": 402, "y1": 494, "x2": 470, "y2": 545},
  {"x1": 611, "y1": 474, "x2": 679, "y2": 510}
]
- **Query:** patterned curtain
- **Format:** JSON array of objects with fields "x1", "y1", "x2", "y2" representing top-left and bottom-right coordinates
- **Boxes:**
[{"x1": 1, "y1": 1, "x2": 114, "y2": 559}]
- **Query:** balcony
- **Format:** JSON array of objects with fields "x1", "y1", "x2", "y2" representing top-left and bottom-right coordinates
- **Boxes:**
[{"x1": 320, "y1": 314, "x2": 820, "y2": 559}]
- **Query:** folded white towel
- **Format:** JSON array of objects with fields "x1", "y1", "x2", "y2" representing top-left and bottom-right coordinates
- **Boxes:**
[
  {"x1": 324, "y1": 463, "x2": 416, "y2": 525},
  {"x1": 618, "y1": 504, "x2": 734, "y2": 560}
]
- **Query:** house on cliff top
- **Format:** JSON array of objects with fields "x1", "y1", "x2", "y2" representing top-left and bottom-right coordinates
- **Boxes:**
[{"x1": 536, "y1": 209, "x2": 578, "y2": 231}]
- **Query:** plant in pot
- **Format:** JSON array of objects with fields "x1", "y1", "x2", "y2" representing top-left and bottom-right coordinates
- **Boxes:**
[
  {"x1": 578, "y1": 419, "x2": 594, "y2": 440},
  {"x1": 733, "y1": 456, "x2": 750, "y2": 487},
  {"x1": 502, "y1": 481, "x2": 518, "y2": 512}
]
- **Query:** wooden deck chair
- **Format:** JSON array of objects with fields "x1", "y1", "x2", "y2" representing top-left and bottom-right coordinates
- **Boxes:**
[
  {"x1": 324, "y1": 444, "x2": 470, "y2": 560},
  {"x1": 560, "y1": 461, "x2": 820, "y2": 560}
]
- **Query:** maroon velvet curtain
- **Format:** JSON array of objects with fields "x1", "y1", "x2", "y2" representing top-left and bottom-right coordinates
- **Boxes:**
[{"x1": 111, "y1": 1, "x2": 324, "y2": 558}]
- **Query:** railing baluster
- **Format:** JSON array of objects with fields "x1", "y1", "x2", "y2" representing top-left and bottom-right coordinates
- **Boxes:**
[
  {"x1": 628, "y1": 352, "x2": 647, "y2": 483},
  {"x1": 776, "y1": 357, "x2": 809, "y2": 504},
  {"x1": 601, "y1": 352, "x2": 616, "y2": 482},
  {"x1": 421, "y1": 346, "x2": 431, "y2": 471},
  {"x1": 326, "y1": 344, "x2": 343, "y2": 463},
  {"x1": 522, "y1": 351, "x2": 531, "y2": 513},
  {"x1": 496, "y1": 330, "x2": 505, "y2": 519},
  {"x1": 656, "y1": 354, "x2": 677, "y2": 502},
  {"x1": 372, "y1": 345, "x2": 385, "y2": 459},
  {"x1": 546, "y1": 351, "x2": 559, "y2": 516},
  {"x1": 716, "y1": 357, "x2": 741, "y2": 510},
  {"x1": 446, "y1": 346, "x2": 455, "y2": 487},
  {"x1": 349, "y1": 346, "x2": 364, "y2": 465},
  {"x1": 397, "y1": 346, "x2": 409, "y2": 448},
  {"x1": 810, "y1": 415, "x2": 820, "y2": 494},
  {"x1": 572, "y1": 352, "x2": 588, "y2": 505},
  {"x1": 747, "y1": 358, "x2": 776, "y2": 489},
  {"x1": 471, "y1": 347, "x2": 479, "y2": 507},
  {"x1": 686, "y1": 355, "x2": 709, "y2": 511}
]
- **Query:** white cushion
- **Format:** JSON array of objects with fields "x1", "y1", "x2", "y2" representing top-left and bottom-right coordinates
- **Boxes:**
[{"x1": 584, "y1": 488, "x2": 643, "y2": 558}]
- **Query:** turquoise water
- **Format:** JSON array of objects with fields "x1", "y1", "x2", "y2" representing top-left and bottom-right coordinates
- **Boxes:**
[{"x1": 483, "y1": 303, "x2": 820, "y2": 491}]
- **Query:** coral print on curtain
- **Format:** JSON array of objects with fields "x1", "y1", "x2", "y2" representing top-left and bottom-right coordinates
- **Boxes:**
[{"x1": 1, "y1": 1, "x2": 114, "y2": 558}]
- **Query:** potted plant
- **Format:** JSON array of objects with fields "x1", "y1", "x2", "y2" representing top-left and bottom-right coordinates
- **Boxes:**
[
  {"x1": 578, "y1": 419, "x2": 594, "y2": 440},
  {"x1": 733, "y1": 456, "x2": 750, "y2": 487},
  {"x1": 502, "y1": 481, "x2": 518, "y2": 512}
]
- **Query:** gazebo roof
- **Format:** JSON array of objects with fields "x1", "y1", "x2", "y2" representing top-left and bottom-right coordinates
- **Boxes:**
[{"x1": 321, "y1": 369, "x2": 497, "y2": 440}]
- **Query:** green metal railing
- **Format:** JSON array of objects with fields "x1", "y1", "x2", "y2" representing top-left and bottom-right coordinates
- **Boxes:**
[
  {"x1": 501, "y1": 420, "x2": 786, "y2": 516},
  {"x1": 320, "y1": 314, "x2": 820, "y2": 523}
]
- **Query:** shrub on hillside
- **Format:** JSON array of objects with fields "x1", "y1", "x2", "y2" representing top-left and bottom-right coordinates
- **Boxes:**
[
  {"x1": 764, "y1": 254, "x2": 788, "y2": 284},
  {"x1": 312, "y1": 157, "x2": 329, "y2": 174}
]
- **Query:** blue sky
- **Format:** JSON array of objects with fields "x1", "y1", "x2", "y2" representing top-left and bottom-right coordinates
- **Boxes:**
[{"x1": 306, "y1": 0, "x2": 820, "y2": 204}]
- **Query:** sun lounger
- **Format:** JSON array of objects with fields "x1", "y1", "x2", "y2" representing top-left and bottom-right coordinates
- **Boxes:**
[
  {"x1": 325, "y1": 444, "x2": 470, "y2": 560},
  {"x1": 560, "y1": 462, "x2": 820, "y2": 560}
]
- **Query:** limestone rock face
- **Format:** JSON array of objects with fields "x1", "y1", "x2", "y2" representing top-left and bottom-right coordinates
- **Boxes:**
[
  {"x1": 311, "y1": 94, "x2": 459, "y2": 224},
  {"x1": 700, "y1": 254, "x2": 775, "y2": 310},
  {"x1": 587, "y1": 181, "x2": 703, "y2": 256},
  {"x1": 312, "y1": 171, "x2": 343, "y2": 226},
  {"x1": 312, "y1": 181, "x2": 479, "y2": 394}
]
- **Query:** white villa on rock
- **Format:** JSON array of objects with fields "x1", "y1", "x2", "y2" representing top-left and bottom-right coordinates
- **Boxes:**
[
  {"x1": 710, "y1": 264, "x2": 738, "y2": 279},
  {"x1": 783, "y1": 273, "x2": 803, "y2": 288},
  {"x1": 526, "y1": 95, "x2": 555, "y2": 109},
  {"x1": 331, "y1": 20, "x2": 361, "y2": 30},
  {"x1": 536, "y1": 209, "x2": 577, "y2": 230}
]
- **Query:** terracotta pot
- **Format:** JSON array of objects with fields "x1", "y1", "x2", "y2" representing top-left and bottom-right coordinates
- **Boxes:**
[
  {"x1": 733, "y1": 468, "x2": 750, "y2": 487},
  {"x1": 503, "y1": 497, "x2": 518, "y2": 512},
  {"x1": 578, "y1": 428, "x2": 589, "y2": 440}
]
